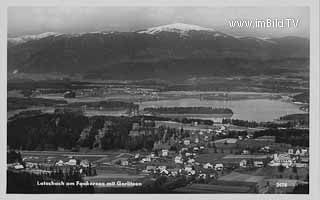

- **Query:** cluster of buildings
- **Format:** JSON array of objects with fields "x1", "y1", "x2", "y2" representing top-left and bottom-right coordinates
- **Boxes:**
[
  {"x1": 125, "y1": 119, "x2": 309, "y2": 179},
  {"x1": 7, "y1": 116, "x2": 309, "y2": 193},
  {"x1": 8, "y1": 155, "x2": 97, "y2": 177}
]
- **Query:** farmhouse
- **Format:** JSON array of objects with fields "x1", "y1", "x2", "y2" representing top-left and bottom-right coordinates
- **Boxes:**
[
  {"x1": 239, "y1": 160, "x2": 248, "y2": 168},
  {"x1": 214, "y1": 163, "x2": 224, "y2": 171},
  {"x1": 269, "y1": 153, "x2": 293, "y2": 167},
  {"x1": 80, "y1": 160, "x2": 90, "y2": 168},
  {"x1": 55, "y1": 160, "x2": 64, "y2": 166},
  {"x1": 253, "y1": 161, "x2": 264, "y2": 168},
  {"x1": 203, "y1": 163, "x2": 213, "y2": 169},
  {"x1": 174, "y1": 155, "x2": 183, "y2": 164},
  {"x1": 66, "y1": 159, "x2": 77, "y2": 166},
  {"x1": 184, "y1": 139, "x2": 191, "y2": 146},
  {"x1": 161, "y1": 149, "x2": 169, "y2": 157}
]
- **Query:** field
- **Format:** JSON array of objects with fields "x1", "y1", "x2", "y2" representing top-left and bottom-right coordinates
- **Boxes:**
[
  {"x1": 195, "y1": 149, "x2": 228, "y2": 163},
  {"x1": 173, "y1": 183, "x2": 253, "y2": 193},
  {"x1": 235, "y1": 166, "x2": 309, "y2": 181},
  {"x1": 218, "y1": 172, "x2": 265, "y2": 183}
]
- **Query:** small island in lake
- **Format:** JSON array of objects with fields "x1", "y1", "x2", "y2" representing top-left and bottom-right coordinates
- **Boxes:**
[{"x1": 143, "y1": 107, "x2": 233, "y2": 115}]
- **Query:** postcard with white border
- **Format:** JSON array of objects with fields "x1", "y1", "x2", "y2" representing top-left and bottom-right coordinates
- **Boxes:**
[{"x1": 1, "y1": 0, "x2": 319, "y2": 200}]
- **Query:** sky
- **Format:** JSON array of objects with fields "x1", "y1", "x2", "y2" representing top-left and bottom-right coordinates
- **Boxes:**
[{"x1": 8, "y1": 7, "x2": 309, "y2": 38}]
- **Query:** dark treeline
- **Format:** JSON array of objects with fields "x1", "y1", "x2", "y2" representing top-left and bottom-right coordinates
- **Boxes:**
[
  {"x1": 140, "y1": 115, "x2": 214, "y2": 125},
  {"x1": 280, "y1": 113, "x2": 309, "y2": 126},
  {"x1": 68, "y1": 101, "x2": 138, "y2": 110},
  {"x1": 8, "y1": 80, "x2": 101, "y2": 99},
  {"x1": 8, "y1": 112, "x2": 309, "y2": 151},
  {"x1": 292, "y1": 92, "x2": 309, "y2": 104},
  {"x1": 7, "y1": 150, "x2": 23, "y2": 164},
  {"x1": 7, "y1": 97, "x2": 67, "y2": 111},
  {"x1": 9, "y1": 110, "x2": 43, "y2": 121},
  {"x1": 144, "y1": 107, "x2": 233, "y2": 114},
  {"x1": 79, "y1": 116, "x2": 135, "y2": 150},
  {"x1": 222, "y1": 118, "x2": 295, "y2": 128},
  {"x1": 8, "y1": 79, "x2": 98, "y2": 91},
  {"x1": 254, "y1": 129, "x2": 309, "y2": 147},
  {"x1": 280, "y1": 113, "x2": 309, "y2": 121},
  {"x1": 8, "y1": 113, "x2": 215, "y2": 151},
  {"x1": 8, "y1": 97, "x2": 138, "y2": 112},
  {"x1": 8, "y1": 113, "x2": 89, "y2": 150}
]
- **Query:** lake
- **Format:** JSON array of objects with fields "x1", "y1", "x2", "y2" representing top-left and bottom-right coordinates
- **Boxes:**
[{"x1": 139, "y1": 98, "x2": 306, "y2": 122}]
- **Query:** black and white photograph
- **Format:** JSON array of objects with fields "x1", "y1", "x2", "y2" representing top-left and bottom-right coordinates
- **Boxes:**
[{"x1": 3, "y1": 3, "x2": 319, "y2": 197}]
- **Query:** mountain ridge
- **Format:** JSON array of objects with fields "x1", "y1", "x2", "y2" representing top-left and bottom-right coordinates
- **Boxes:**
[{"x1": 7, "y1": 23, "x2": 309, "y2": 80}]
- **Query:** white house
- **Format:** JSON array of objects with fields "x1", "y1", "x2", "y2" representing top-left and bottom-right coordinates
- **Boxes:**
[
  {"x1": 239, "y1": 160, "x2": 247, "y2": 168},
  {"x1": 288, "y1": 149, "x2": 294, "y2": 155},
  {"x1": 158, "y1": 165, "x2": 167, "y2": 171},
  {"x1": 184, "y1": 140, "x2": 191, "y2": 146},
  {"x1": 295, "y1": 149, "x2": 301, "y2": 156},
  {"x1": 254, "y1": 161, "x2": 264, "y2": 168},
  {"x1": 214, "y1": 163, "x2": 224, "y2": 171},
  {"x1": 162, "y1": 149, "x2": 169, "y2": 157},
  {"x1": 80, "y1": 160, "x2": 90, "y2": 168},
  {"x1": 185, "y1": 165, "x2": 193, "y2": 172},
  {"x1": 198, "y1": 173, "x2": 207, "y2": 179},
  {"x1": 141, "y1": 156, "x2": 151, "y2": 163},
  {"x1": 203, "y1": 163, "x2": 213, "y2": 169},
  {"x1": 55, "y1": 160, "x2": 64, "y2": 166},
  {"x1": 187, "y1": 158, "x2": 195, "y2": 164},
  {"x1": 160, "y1": 169, "x2": 169, "y2": 175},
  {"x1": 168, "y1": 168, "x2": 179, "y2": 176},
  {"x1": 175, "y1": 156, "x2": 183, "y2": 164},
  {"x1": 242, "y1": 150, "x2": 250, "y2": 155},
  {"x1": 193, "y1": 147, "x2": 199, "y2": 152},
  {"x1": 185, "y1": 152, "x2": 192, "y2": 157},
  {"x1": 189, "y1": 170, "x2": 196, "y2": 175},
  {"x1": 14, "y1": 163, "x2": 24, "y2": 170},
  {"x1": 66, "y1": 159, "x2": 77, "y2": 166},
  {"x1": 246, "y1": 133, "x2": 253, "y2": 139},
  {"x1": 120, "y1": 160, "x2": 129, "y2": 166},
  {"x1": 269, "y1": 153, "x2": 293, "y2": 167},
  {"x1": 25, "y1": 162, "x2": 37, "y2": 169},
  {"x1": 301, "y1": 149, "x2": 308, "y2": 156}
]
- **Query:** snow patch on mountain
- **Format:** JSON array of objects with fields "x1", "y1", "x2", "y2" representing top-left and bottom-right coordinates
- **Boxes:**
[
  {"x1": 8, "y1": 32, "x2": 61, "y2": 45},
  {"x1": 138, "y1": 23, "x2": 214, "y2": 35}
]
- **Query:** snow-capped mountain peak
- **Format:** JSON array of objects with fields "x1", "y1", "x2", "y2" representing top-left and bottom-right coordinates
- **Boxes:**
[
  {"x1": 138, "y1": 23, "x2": 214, "y2": 35},
  {"x1": 8, "y1": 32, "x2": 61, "y2": 45}
]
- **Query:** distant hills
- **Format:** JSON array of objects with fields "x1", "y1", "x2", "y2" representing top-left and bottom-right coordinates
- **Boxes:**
[{"x1": 7, "y1": 23, "x2": 309, "y2": 80}]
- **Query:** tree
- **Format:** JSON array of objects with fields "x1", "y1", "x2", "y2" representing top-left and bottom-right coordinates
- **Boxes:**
[
  {"x1": 292, "y1": 165, "x2": 298, "y2": 173},
  {"x1": 278, "y1": 165, "x2": 285, "y2": 173}
]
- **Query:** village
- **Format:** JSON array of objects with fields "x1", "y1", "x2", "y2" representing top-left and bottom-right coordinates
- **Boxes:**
[{"x1": 7, "y1": 118, "x2": 309, "y2": 193}]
